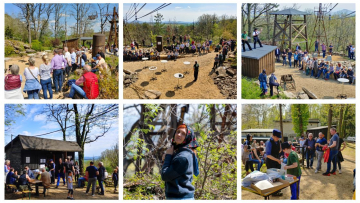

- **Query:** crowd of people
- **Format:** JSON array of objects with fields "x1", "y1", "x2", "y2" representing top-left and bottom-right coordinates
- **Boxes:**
[
  {"x1": 123, "y1": 37, "x2": 236, "y2": 62},
  {"x1": 242, "y1": 127, "x2": 347, "y2": 199},
  {"x1": 4, "y1": 46, "x2": 107, "y2": 100},
  {"x1": 274, "y1": 44, "x2": 355, "y2": 84},
  {"x1": 5, "y1": 158, "x2": 119, "y2": 199}
]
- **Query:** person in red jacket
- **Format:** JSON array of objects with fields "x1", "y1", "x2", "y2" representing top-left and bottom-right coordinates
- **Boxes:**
[
  {"x1": 68, "y1": 65, "x2": 99, "y2": 99},
  {"x1": 5, "y1": 64, "x2": 24, "y2": 99}
]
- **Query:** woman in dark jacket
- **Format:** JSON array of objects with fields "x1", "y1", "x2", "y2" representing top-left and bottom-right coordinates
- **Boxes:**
[{"x1": 161, "y1": 124, "x2": 197, "y2": 200}]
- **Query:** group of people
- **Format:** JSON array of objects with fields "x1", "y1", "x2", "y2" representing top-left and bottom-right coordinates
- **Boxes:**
[
  {"x1": 242, "y1": 127, "x2": 346, "y2": 199},
  {"x1": 5, "y1": 158, "x2": 119, "y2": 199},
  {"x1": 5, "y1": 46, "x2": 105, "y2": 100},
  {"x1": 241, "y1": 28, "x2": 263, "y2": 52}
]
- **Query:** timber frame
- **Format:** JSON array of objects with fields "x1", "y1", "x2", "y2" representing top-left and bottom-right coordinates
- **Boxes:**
[{"x1": 271, "y1": 9, "x2": 310, "y2": 51}]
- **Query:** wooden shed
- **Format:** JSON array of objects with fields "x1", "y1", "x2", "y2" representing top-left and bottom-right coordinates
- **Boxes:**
[
  {"x1": 241, "y1": 45, "x2": 277, "y2": 78},
  {"x1": 62, "y1": 38, "x2": 79, "y2": 51},
  {"x1": 5, "y1": 135, "x2": 82, "y2": 172},
  {"x1": 306, "y1": 125, "x2": 336, "y2": 139}
]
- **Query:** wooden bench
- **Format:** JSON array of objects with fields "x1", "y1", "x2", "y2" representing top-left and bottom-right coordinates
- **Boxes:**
[{"x1": 22, "y1": 191, "x2": 31, "y2": 200}]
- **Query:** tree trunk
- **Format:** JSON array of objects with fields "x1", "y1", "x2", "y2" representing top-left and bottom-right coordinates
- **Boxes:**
[
  {"x1": 78, "y1": 150, "x2": 85, "y2": 175},
  {"x1": 327, "y1": 105, "x2": 333, "y2": 140},
  {"x1": 298, "y1": 105, "x2": 304, "y2": 137},
  {"x1": 338, "y1": 105, "x2": 344, "y2": 138},
  {"x1": 279, "y1": 104, "x2": 284, "y2": 142}
]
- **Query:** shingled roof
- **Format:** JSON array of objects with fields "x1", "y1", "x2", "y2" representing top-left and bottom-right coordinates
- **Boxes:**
[
  {"x1": 241, "y1": 45, "x2": 278, "y2": 60},
  {"x1": 5, "y1": 135, "x2": 82, "y2": 152}
]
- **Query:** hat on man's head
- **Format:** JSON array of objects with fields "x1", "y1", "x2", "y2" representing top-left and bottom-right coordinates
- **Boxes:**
[
  {"x1": 96, "y1": 54, "x2": 100, "y2": 58},
  {"x1": 273, "y1": 129, "x2": 282, "y2": 138},
  {"x1": 281, "y1": 142, "x2": 291, "y2": 150},
  {"x1": 49, "y1": 159, "x2": 53, "y2": 162}
]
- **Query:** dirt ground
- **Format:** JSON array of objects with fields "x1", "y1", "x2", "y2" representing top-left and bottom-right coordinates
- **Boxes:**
[
  {"x1": 242, "y1": 143, "x2": 356, "y2": 200},
  {"x1": 273, "y1": 55, "x2": 355, "y2": 99},
  {"x1": 5, "y1": 51, "x2": 93, "y2": 99},
  {"x1": 123, "y1": 52, "x2": 229, "y2": 99},
  {"x1": 5, "y1": 182, "x2": 119, "y2": 200}
]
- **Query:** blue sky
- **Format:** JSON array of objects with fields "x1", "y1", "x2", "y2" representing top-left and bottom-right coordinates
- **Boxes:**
[
  {"x1": 123, "y1": 3, "x2": 237, "y2": 22},
  {"x1": 5, "y1": 3, "x2": 118, "y2": 34},
  {"x1": 5, "y1": 104, "x2": 119, "y2": 157},
  {"x1": 278, "y1": 3, "x2": 355, "y2": 13}
]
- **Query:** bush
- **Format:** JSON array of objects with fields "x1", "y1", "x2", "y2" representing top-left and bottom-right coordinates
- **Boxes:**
[
  {"x1": 241, "y1": 77, "x2": 262, "y2": 99},
  {"x1": 50, "y1": 38, "x2": 61, "y2": 47},
  {"x1": 5, "y1": 46, "x2": 14, "y2": 56},
  {"x1": 31, "y1": 40, "x2": 42, "y2": 51}
]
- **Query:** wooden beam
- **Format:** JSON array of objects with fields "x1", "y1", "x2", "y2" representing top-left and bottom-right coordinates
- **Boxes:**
[{"x1": 272, "y1": 15, "x2": 277, "y2": 46}]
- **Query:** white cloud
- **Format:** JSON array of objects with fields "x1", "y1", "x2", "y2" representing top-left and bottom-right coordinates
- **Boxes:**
[
  {"x1": 22, "y1": 131, "x2": 31, "y2": 136},
  {"x1": 60, "y1": 13, "x2": 69, "y2": 17},
  {"x1": 188, "y1": 6, "x2": 191, "y2": 9},
  {"x1": 34, "y1": 114, "x2": 46, "y2": 122},
  {"x1": 41, "y1": 122, "x2": 59, "y2": 130}
]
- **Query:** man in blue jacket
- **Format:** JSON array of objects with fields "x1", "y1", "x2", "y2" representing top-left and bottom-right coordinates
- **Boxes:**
[
  {"x1": 315, "y1": 132, "x2": 328, "y2": 173},
  {"x1": 258, "y1": 69, "x2": 267, "y2": 96}
]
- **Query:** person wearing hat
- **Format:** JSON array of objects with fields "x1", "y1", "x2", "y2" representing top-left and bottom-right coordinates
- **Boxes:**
[
  {"x1": 92, "y1": 54, "x2": 106, "y2": 73},
  {"x1": 49, "y1": 159, "x2": 56, "y2": 184},
  {"x1": 265, "y1": 129, "x2": 282, "y2": 169},
  {"x1": 282, "y1": 142, "x2": 302, "y2": 200},
  {"x1": 252, "y1": 28, "x2": 263, "y2": 49},
  {"x1": 258, "y1": 69, "x2": 267, "y2": 96},
  {"x1": 161, "y1": 124, "x2": 197, "y2": 200}
]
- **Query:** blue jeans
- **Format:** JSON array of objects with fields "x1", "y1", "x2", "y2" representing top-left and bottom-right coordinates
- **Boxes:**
[
  {"x1": 350, "y1": 52, "x2": 354, "y2": 59},
  {"x1": 78, "y1": 177, "x2": 86, "y2": 188},
  {"x1": 290, "y1": 176, "x2": 301, "y2": 200},
  {"x1": 27, "y1": 90, "x2": 39, "y2": 99},
  {"x1": 252, "y1": 159, "x2": 264, "y2": 171},
  {"x1": 69, "y1": 84, "x2": 88, "y2": 99},
  {"x1": 283, "y1": 57, "x2": 287, "y2": 65},
  {"x1": 322, "y1": 50, "x2": 326, "y2": 58},
  {"x1": 288, "y1": 58, "x2": 292, "y2": 67},
  {"x1": 57, "y1": 173, "x2": 66, "y2": 186},
  {"x1": 326, "y1": 71, "x2": 334, "y2": 79},
  {"x1": 306, "y1": 149, "x2": 315, "y2": 167},
  {"x1": 326, "y1": 150, "x2": 338, "y2": 174},
  {"x1": 40, "y1": 78, "x2": 53, "y2": 99},
  {"x1": 315, "y1": 45, "x2": 318, "y2": 52},
  {"x1": 311, "y1": 69, "x2": 315, "y2": 77},
  {"x1": 53, "y1": 69, "x2": 63, "y2": 92},
  {"x1": 98, "y1": 180, "x2": 104, "y2": 194}
]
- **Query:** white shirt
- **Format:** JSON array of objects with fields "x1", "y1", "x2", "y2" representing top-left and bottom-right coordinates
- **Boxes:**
[
  {"x1": 64, "y1": 51, "x2": 71, "y2": 64},
  {"x1": 24, "y1": 67, "x2": 39, "y2": 80},
  {"x1": 253, "y1": 31, "x2": 260, "y2": 36},
  {"x1": 351, "y1": 47, "x2": 355, "y2": 52}
]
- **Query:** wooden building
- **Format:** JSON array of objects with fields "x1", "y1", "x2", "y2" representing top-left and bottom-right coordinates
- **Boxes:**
[
  {"x1": 306, "y1": 125, "x2": 336, "y2": 139},
  {"x1": 241, "y1": 45, "x2": 277, "y2": 78},
  {"x1": 5, "y1": 135, "x2": 82, "y2": 172},
  {"x1": 62, "y1": 38, "x2": 79, "y2": 51}
]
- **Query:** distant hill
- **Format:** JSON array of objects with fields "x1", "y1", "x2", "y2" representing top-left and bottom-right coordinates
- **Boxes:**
[
  {"x1": 84, "y1": 156, "x2": 101, "y2": 160},
  {"x1": 332, "y1": 9, "x2": 355, "y2": 16},
  {"x1": 128, "y1": 21, "x2": 192, "y2": 25}
]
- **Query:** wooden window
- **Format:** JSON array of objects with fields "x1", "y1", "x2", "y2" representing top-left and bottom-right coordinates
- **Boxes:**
[
  {"x1": 26, "y1": 157, "x2": 30, "y2": 163},
  {"x1": 40, "y1": 159, "x2": 46, "y2": 163}
]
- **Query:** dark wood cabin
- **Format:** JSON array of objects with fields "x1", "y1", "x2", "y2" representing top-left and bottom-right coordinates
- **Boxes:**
[
  {"x1": 5, "y1": 135, "x2": 82, "y2": 172},
  {"x1": 62, "y1": 38, "x2": 79, "y2": 51},
  {"x1": 242, "y1": 45, "x2": 277, "y2": 78}
]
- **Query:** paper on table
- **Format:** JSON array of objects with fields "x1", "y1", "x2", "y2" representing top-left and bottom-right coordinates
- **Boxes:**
[{"x1": 254, "y1": 180, "x2": 274, "y2": 190}]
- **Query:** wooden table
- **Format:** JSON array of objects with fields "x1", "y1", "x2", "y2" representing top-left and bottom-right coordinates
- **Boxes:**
[
  {"x1": 242, "y1": 178, "x2": 299, "y2": 200},
  {"x1": 29, "y1": 179, "x2": 43, "y2": 196}
]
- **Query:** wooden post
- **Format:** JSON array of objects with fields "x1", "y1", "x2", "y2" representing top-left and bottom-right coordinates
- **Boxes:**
[
  {"x1": 304, "y1": 15, "x2": 309, "y2": 52},
  {"x1": 272, "y1": 15, "x2": 277, "y2": 46},
  {"x1": 289, "y1": 15, "x2": 292, "y2": 50}
]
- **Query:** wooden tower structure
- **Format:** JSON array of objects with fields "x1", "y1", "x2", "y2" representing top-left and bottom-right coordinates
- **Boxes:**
[
  {"x1": 270, "y1": 9, "x2": 310, "y2": 51},
  {"x1": 107, "y1": 7, "x2": 119, "y2": 48},
  {"x1": 311, "y1": 3, "x2": 329, "y2": 53}
]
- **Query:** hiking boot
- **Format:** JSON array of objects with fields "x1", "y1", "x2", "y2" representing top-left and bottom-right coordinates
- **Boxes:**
[
  {"x1": 322, "y1": 173, "x2": 330, "y2": 176},
  {"x1": 315, "y1": 170, "x2": 318, "y2": 174},
  {"x1": 339, "y1": 169, "x2": 342, "y2": 174},
  {"x1": 67, "y1": 197, "x2": 71, "y2": 199},
  {"x1": 331, "y1": 172, "x2": 336, "y2": 175}
]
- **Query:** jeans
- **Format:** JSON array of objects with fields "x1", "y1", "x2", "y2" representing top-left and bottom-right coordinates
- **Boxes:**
[
  {"x1": 316, "y1": 150, "x2": 324, "y2": 171},
  {"x1": 334, "y1": 72, "x2": 340, "y2": 80},
  {"x1": 98, "y1": 180, "x2": 105, "y2": 194},
  {"x1": 306, "y1": 149, "x2": 315, "y2": 167},
  {"x1": 40, "y1": 78, "x2": 53, "y2": 99},
  {"x1": 53, "y1": 69, "x2": 63, "y2": 92},
  {"x1": 350, "y1": 52, "x2": 354, "y2": 59},
  {"x1": 322, "y1": 50, "x2": 326, "y2": 58},
  {"x1": 57, "y1": 173, "x2": 66, "y2": 186},
  {"x1": 326, "y1": 71, "x2": 334, "y2": 79},
  {"x1": 288, "y1": 57, "x2": 292, "y2": 67},
  {"x1": 270, "y1": 82, "x2": 279, "y2": 96},
  {"x1": 326, "y1": 150, "x2": 338, "y2": 174},
  {"x1": 315, "y1": 45, "x2": 318, "y2": 52},
  {"x1": 251, "y1": 158, "x2": 264, "y2": 171},
  {"x1": 50, "y1": 171, "x2": 55, "y2": 184},
  {"x1": 78, "y1": 177, "x2": 86, "y2": 188},
  {"x1": 69, "y1": 84, "x2": 88, "y2": 99},
  {"x1": 290, "y1": 176, "x2": 301, "y2": 200},
  {"x1": 276, "y1": 55, "x2": 280, "y2": 62},
  {"x1": 282, "y1": 57, "x2": 287, "y2": 65},
  {"x1": 253, "y1": 36, "x2": 262, "y2": 49},
  {"x1": 167, "y1": 197, "x2": 195, "y2": 200},
  {"x1": 27, "y1": 90, "x2": 39, "y2": 99},
  {"x1": 311, "y1": 69, "x2": 315, "y2": 77},
  {"x1": 86, "y1": 177, "x2": 97, "y2": 195}
]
